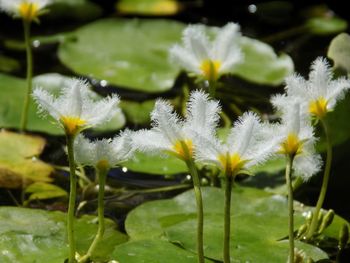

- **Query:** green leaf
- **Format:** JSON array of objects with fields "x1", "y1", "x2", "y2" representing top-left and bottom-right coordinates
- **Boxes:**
[
  {"x1": 111, "y1": 239, "x2": 214, "y2": 262},
  {"x1": 0, "y1": 131, "x2": 53, "y2": 189},
  {"x1": 120, "y1": 100, "x2": 155, "y2": 125},
  {"x1": 327, "y1": 33, "x2": 350, "y2": 72},
  {"x1": 58, "y1": 18, "x2": 185, "y2": 93},
  {"x1": 0, "y1": 54, "x2": 20, "y2": 73},
  {"x1": 116, "y1": 0, "x2": 180, "y2": 16},
  {"x1": 233, "y1": 36, "x2": 294, "y2": 86},
  {"x1": 125, "y1": 186, "x2": 340, "y2": 261},
  {"x1": 306, "y1": 17, "x2": 348, "y2": 36},
  {"x1": 0, "y1": 206, "x2": 128, "y2": 263},
  {"x1": 0, "y1": 73, "x2": 125, "y2": 135},
  {"x1": 24, "y1": 182, "x2": 67, "y2": 203},
  {"x1": 124, "y1": 152, "x2": 187, "y2": 175}
]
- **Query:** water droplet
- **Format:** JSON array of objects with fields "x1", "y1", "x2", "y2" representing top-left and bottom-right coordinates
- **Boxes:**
[
  {"x1": 248, "y1": 4, "x2": 257, "y2": 13},
  {"x1": 122, "y1": 167, "x2": 128, "y2": 173},
  {"x1": 33, "y1": 40, "x2": 40, "y2": 48},
  {"x1": 100, "y1": 80, "x2": 108, "y2": 87}
]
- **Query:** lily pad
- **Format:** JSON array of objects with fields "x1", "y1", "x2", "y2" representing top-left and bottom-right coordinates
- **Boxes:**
[
  {"x1": 124, "y1": 152, "x2": 187, "y2": 176},
  {"x1": 24, "y1": 182, "x2": 67, "y2": 204},
  {"x1": 120, "y1": 100, "x2": 155, "y2": 125},
  {"x1": 0, "y1": 54, "x2": 20, "y2": 73},
  {"x1": 0, "y1": 73, "x2": 125, "y2": 135},
  {"x1": 116, "y1": 0, "x2": 180, "y2": 16},
  {"x1": 306, "y1": 17, "x2": 348, "y2": 36},
  {"x1": 125, "y1": 186, "x2": 348, "y2": 261},
  {"x1": 58, "y1": 18, "x2": 185, "y2": 93},
  {"x1": 0, "y1": 130, "x2": 53, "y2": 189},
  {"x1": 111, "y1": 239, "x2": 213, "y2": 263},
  {"x1": 233, "y1": 36, "x2": 294, "y2": 86},
  {"x1": 0, "y1": 206, "x2": 128, "y2": 263},
  {"x1": 327, "y1": 33, "x2": 350, "y2": 72}
]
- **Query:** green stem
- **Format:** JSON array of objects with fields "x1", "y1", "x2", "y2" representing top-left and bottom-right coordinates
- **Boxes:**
[
  {"x1": 306, "y1": 119, "x2": 332, "y2": 239},
  {"x1": 185, "y1": 159, "x2": 205, "y2": 263},
  {"x1": 286, "y1": 156, "x2": 295, "y2": 263},
  {"x1": 79, "y1": 167, "x2": 108, "y2": 263},
  {"x1": 208, "y1": 79, "x2": 217, "y2": 98},
  {"x1": 66, "y1": 134, "x2": 77, "y2": 263},
  {"x1": 20, "y1": 20, "x2": 33, "y2": 132},
  {"x1": 223, "y1": 174, "x2": 233, "y2": 263}
]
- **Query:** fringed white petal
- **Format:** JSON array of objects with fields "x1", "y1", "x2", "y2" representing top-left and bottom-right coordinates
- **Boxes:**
[
  {"x1": 112, "y1": 129, "x2": 136, "y2": 163},
  {"x1": 285, "y1": 74, "x2": 309, "y2": 100},
  {"x1": 326, "y1": 77, "x2": 350, "y2": 109},
  {"x1": 151, "y1": 100, "x2": 183, "y2": 144},
  {"x1": 169, "y1": 45, "x2": 201, "y2": 74},
  {"x1": 184, "y1": 90, "x2": 221, "y2": 138},
  {"x1": 293, "y1": 152, "x2": 322, "y2": 181},
  {"x1": 309, "y1": 57, "x2": 332, "y2": 98},
  {"x1": 32, "y1": 87, "x2": 61, "y2": 120},
  {"x1": 132, "y1": 129, "x2": 173, "y2": 156},
  {"x1": 74, "y1": 135, "x2": 95, "y2": 166},
  {"x1": 183, "y1": 25, "x2": 210, "y2": 62}
]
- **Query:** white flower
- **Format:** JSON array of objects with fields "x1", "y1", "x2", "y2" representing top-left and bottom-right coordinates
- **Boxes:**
[
  {"x1": 284, "y1": 57, "x2": 350, "y2": 118},
  {"x1": 0, "y1": 0, "x2": 51, "y2": 21},
  {"x1": 170, "y1": 22, "x2": 243, "y2": 82},
  {"x1": 194, "y1": 112, "x2": 277, "y2": 175},
  {"x1": 32, "y1": 78, "x2": 120, "y2": 135},
  {"x1": 132, "y1": 90, "x2": 221, "y2": 161},
  {"x1": 74, "y1": 130, "x2": 135, "y2": 169},
  {"x1": 271, "y1": 96, "x2": 322, "y2": 180}
]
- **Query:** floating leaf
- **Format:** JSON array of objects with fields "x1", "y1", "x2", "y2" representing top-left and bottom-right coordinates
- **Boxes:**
[
  {"x1": 116, "y1": 0, "x2": 180, "y2": 16},
  {"x1": 233, "y1": 36, "x2": 294, "y2": 86},
  {"x1": 327, "y1": 33, "x2": 350, "y2": 72},
  {"x1": 24, "y1": 182, "x2": 67, "y2": 204},
  {"x1": 0, "y1": 130, "x2": 53, "y2": 189},
  {"x1": 0, "y1": 54, "x2": 20, "y2": 73},
  {"x1": 111, "y1": 239, "x2": 213, "y2": 263},
  {"x1": 124, "y1": 152, "x2": 187, "y2": 176},
  {"x1": 0, "y1": 73, "x2": 125, "y2": 135},
  {"x1": 120, "y1": 100, "x2": 155, "y2": 125},
  {"x1": 58, "y1": 18, "x2": 184, "y2": 93},
  {"x1": 0, "y1": 206, "x2": 128, "y2": 263},
  {"x1": 306, "y1": 17, "x2": 348, "y2": 36},
  {"x1": 125, "y1": 186, "x2": 348, "y2": 261}
]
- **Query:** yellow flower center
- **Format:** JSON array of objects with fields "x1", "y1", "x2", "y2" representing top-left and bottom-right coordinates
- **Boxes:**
[
  {"x1": 309, "y1": 97, "x2": 328, "y2": 118},
  {"x1": 60, "y1": 116, "x2": 87, "y2": 135},
  {"x1": 200, "y1": 60, "x2": 221, "y2": 81},
  {"x1": 279, "y1": 133, "x2": 303, "y2": 157},
  {"x1": 173, "y1": 139, "x2": 193, "y2": 160},
  {"x1": 18, "y1": 2, "x2": 39, "y2": 21},
  {"x1": 96, "y1": 159, "x2": 110, "y2": 171},
  {"x1": 218, "y1": 153, "x2": 246, "y2": 175}
]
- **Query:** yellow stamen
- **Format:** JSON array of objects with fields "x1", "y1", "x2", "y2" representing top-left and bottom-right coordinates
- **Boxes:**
[
  {"x1": 60, "y1": 116, "x2": 86, "y2": 135},
  {"x1": 173, "y1": 139, "x2": 193, "y2": 160},
  {"x1": 96, "y1": 159, "x2": 110, "y2": 171},
  {"x1": 309, "y1": 97, "x2": 328, "y2": 118},
  {"x1": 218, "y1": 153, "x2": 246, "y2": 175},
  {"x1": 200, "y1": 60, "x2": 221, "y2": 81},
  {"x1": 18, "y1": 2, "x2": 39, "y2": 21},
  {"x1": 279, "y1": 133, "x2": 303, "y2": 156}
]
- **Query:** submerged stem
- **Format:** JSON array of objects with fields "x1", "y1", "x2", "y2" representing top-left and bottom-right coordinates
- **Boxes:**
[
  {"x1": 306, "y1": 118, "x2": 332, "y2": 239},
  {"x1": 223, "y1": 174, "x2": 233, "y2": 263},
  {"x1": 208, "y1": 79, "x2": 217, "y2": 98},
  {"x1": 286, "y1": 156, "x2": 295, "y2": 263},
  {"x1": 185, "y1": 159, "x2": 205, "y2": 263},
  {"x1": 20, "y1": 20, "x2": 33, "y2": 132},
  {"x1": 79, "y1": 167, "x2": 108, "y2": 263},
  {"x1": 66, "y1": 134, "x2": 77, "y2": 263}
]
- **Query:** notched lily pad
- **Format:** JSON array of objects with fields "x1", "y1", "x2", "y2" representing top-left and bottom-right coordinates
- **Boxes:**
[
  {"x1": 0, "y1": 130, "x2": 53, "y2": 189},
  {"x1": 0, "y1": 206, "x2": 128, "y2": 263},
  {"x1": 120, "y1": 100, "x2": 155, "y2": 125}
]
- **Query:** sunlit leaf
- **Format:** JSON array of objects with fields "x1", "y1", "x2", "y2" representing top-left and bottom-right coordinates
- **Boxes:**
[
  {"x1": 306, "y1": 17, "x2": 348, "y2": 36},
  {"x1": 0, "y1": 131, "x2": 53, "y2": 189},
  {"x1": 327, "y1": 33, "x2": 350, "y2": 72},
  {"x1": 116, "y1": 0, "x2": 180, "y2": 16}
]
